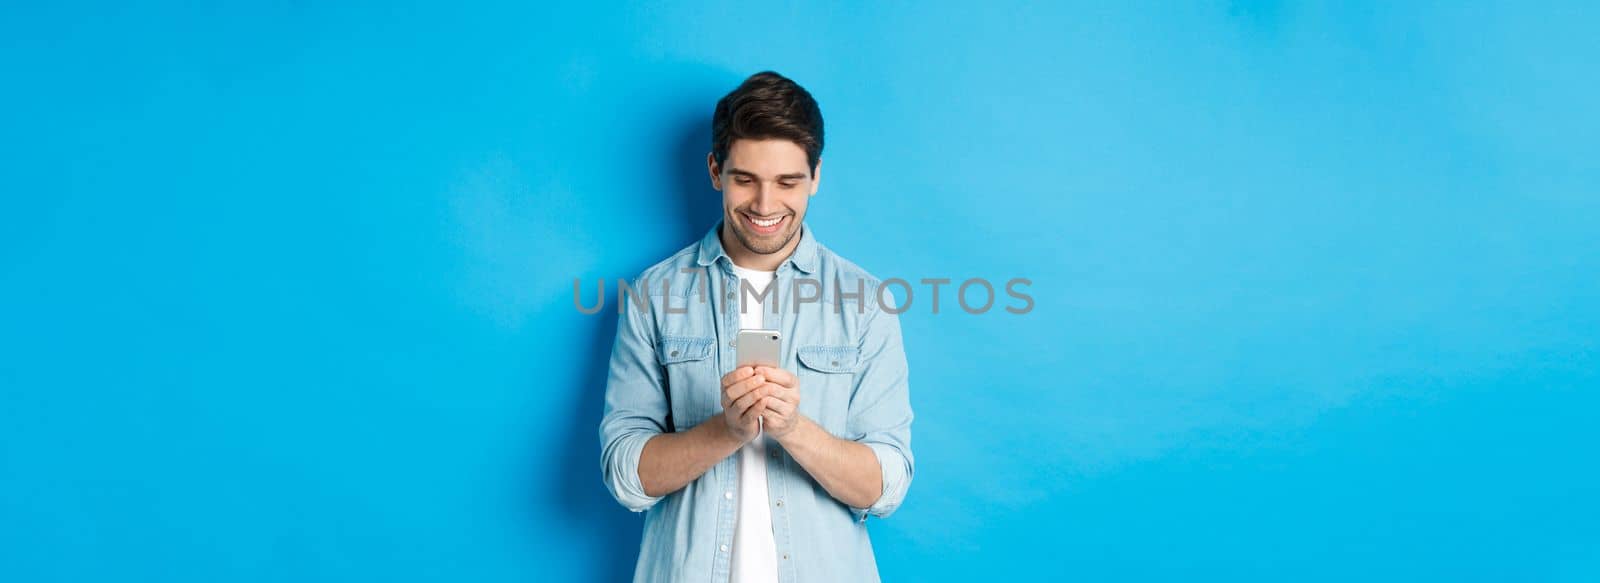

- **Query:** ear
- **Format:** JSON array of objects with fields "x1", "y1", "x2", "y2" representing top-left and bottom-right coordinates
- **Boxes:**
[
  {"x1": 706, "y1": 152, "x2": 723, "y2": 191},
  {"x1": 809, "y1": 158, "x2": 823, "y2": 196}
]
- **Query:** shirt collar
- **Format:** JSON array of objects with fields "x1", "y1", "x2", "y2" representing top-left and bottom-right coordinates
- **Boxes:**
[{"x1": 695, "y1": 221, "x2": 819, "y2": 275}]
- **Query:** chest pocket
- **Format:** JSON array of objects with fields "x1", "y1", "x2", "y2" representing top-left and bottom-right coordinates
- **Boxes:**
[
  {"x1": 796, "y1": 345, "x2": 861, "y2": 435},
  {"x1": 656, "y1": 335, "x2": 715, "y2": 431}
]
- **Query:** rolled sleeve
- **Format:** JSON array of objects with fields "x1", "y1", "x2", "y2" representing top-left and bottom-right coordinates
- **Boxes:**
[
  {"x1": 602, "y1": 431, "x2": 662, "y2": 512},
  {"x1": 850, "y1": 441, "x2": 913, "y2": 520},
  {"x1": 598, "y1": 277, "x2": 668, "y2": 513},
  {"x1": 845, "y1": 298, "x2": 915, "y2": 521}
]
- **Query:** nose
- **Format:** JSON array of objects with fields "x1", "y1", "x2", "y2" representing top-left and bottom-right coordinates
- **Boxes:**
[{"x1": 750, "y1": 185, "x2": 780, "y2": 215}]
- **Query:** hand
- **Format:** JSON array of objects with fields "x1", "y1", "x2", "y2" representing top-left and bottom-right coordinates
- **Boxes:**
[
  {"x1": 719, "y1": 367, "x2": 768, "y2": 443},
  {"x1": 752, "y1": 366, "x2": 802, "y2": 440}
]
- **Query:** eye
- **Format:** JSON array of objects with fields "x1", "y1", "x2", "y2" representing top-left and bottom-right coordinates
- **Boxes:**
[
  {"x1": 734, "y1": 177, "x2": 753, "y2": 185},
  {"x1": 779, "y1": 181, "x2": 797, "y2": 189}
]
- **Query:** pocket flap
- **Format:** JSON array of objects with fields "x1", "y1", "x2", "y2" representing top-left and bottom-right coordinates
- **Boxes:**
[
  {"x1": 797, "y1": 345, "x2": 860, "y2": 373},
  {"x1": 657, "y1": 335, "x2": 714, "y2": 365}
]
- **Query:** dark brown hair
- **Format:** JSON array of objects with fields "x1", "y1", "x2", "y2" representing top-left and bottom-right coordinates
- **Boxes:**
[{"x1": 711, "y1": 71, "x2": 824, "y2": 174}]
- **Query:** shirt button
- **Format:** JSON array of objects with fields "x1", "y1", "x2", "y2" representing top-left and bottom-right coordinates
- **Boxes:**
[
  {"x1": 669, "y1": 350, "x2": 680, "y2": 357},
  {"x1": 775, "y1": 499, "x2": 783, "y2": 507},
  {"x1": 769, "y1": 449, "x2": 779, "y2": 459},
  {"x1": 729, "y1": 340, "x2": 737, "y2": 347},
  {"x1": 724, "y1": 491, "x2": 733, "y2": 500},
  {"x1": 720, "y1": 544, "x2": 729, "y2": 553},
  {"x1": 783, "y1": 553, "x2": 790, "y2": 560}
]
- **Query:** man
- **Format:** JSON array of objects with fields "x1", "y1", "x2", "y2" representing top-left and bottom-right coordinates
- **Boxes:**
[{"x1": 598, "y1": 71, "x2": 914, "y2": 583}]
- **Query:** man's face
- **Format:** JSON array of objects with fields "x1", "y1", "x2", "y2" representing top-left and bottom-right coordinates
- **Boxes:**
[{"x1": 708, "y1": 138, "x2": 820, "y2": 256}]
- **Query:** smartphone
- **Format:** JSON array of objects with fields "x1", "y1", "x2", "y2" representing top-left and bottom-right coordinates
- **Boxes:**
[{"x1": 736, "y1": 329, "x2": 782, "y2": 368}]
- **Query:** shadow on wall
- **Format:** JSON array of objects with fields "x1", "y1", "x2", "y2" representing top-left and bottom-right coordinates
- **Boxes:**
[{"x1": 547, "y1": 105, "x2": 722, "y2": 581}]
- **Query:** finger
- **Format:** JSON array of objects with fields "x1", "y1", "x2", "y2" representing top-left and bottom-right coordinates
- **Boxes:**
[
  {"x1": 739, "y1": 398, "x2": 766, "y2": 428},
  {"x1": 722, "y1": 373, "x2": 767, "y2": 404},
  {"x1": 729, "y1": 384, "x2": 768, "y2": 416},
  {"x1": 742, "y1": 396, "x2": 772, "y2": 425},
  {"x1": 754, "y1": 366, "x2": 798, "y2": 388},
  {"x1": 720, "y1": 369, "x2": 754, "y2": 398},
  {"x1": 721, "y1": 366, "x2": 755, "y2": 388},
  {"x1": 763, "y1": 396, "x2": 796, "y2": 417},
  {"x1": 762, "y1": 382, "x2": 800, "y2": 405}
]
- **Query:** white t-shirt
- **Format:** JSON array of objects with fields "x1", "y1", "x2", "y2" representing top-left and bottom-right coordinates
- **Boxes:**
[{"x1": 728, "y1": 264, "x2": 779, "y2": 583}]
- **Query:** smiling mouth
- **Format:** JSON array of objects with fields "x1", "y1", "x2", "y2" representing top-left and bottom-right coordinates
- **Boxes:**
[{"x1": 742, "y1": 212, "x2": 787, "y2": 234}]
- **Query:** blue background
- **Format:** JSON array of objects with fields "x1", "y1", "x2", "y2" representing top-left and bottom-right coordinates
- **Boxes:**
[{"x1": 3, "y1": 2, "x2": 1597, "y2": 581}]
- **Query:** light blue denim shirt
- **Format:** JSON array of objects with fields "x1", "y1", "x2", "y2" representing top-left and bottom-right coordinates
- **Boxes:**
[{"x1": 599, "y1": 223, "x2": 914, "y2": 583}]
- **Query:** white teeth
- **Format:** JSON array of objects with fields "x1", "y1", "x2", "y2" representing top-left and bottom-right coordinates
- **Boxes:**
[{"x1": 750, "y1": 215, "x2": 782, "y2": 227}]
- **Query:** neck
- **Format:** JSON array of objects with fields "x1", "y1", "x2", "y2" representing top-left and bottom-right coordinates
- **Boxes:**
[{"x1": 719, "y1": 222, "x2": 800, "y2": 272}]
